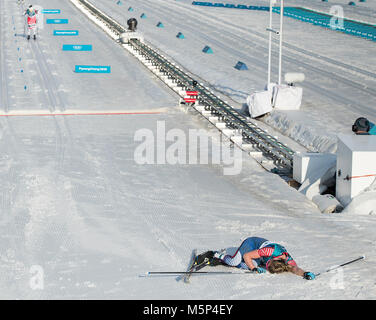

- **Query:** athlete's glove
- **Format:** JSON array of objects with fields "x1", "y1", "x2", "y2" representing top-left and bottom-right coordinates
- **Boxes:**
[
  {"x1": 303, "y1": 272, "x2": 316, "y2": 280},
  {"x1": 251, "y1": 267, "x2": 267, "y2": 274}
]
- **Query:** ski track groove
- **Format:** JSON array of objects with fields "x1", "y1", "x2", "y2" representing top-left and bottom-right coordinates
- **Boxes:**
[
  {"x1": 12, "y1": 1, "x2": 67, "y2": 114},
  {"x1": 1, "y1": 2, "x2": 73, "y2": 299},
  {"x1": 29, "y1": 40, "x2": 64, "y2": 112},
  {"x1": 11, "y1": 1, "x2": 63, "y2": 112},
  {"x1": 0, "y1": 4, "x2": 10, "y2": 113},
  {"x1": 0, "y1": 6, "x2": 46, "y2": 281},
  {"x1": 0, "y1": 117, "x2": 39, "y2": 298}
]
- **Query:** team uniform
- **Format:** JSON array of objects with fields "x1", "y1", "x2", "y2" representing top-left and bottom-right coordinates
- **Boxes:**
[
  {"x1": 24, "y1": 6, "x2": 38, "y2": 40},
  {"x1": 196, "y1": 236, "x2": 315, "y2": 280},
  {"x1": 221, "y1": 237, "x2": 297, "y2": 270}
]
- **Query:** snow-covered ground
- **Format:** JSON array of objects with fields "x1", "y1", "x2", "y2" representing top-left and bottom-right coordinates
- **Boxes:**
[
  {"x1": 90, "y1": 0, "x2": 376, "y2": 154},
  {"x1": 0, "y1": 0, "x2": 375, "y2": 300}
]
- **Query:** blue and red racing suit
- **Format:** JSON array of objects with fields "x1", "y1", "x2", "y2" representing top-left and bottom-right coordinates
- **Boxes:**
[{"x1": 222, "y1": 237, "x2": 297, "y2": 270}]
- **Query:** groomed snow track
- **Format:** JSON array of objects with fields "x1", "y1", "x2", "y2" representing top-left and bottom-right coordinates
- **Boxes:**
[{"x1": 71, "y1": 0, "x2": 295, "y2": 172}]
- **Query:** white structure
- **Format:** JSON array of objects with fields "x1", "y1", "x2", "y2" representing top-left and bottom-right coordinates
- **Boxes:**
[
  {"x1": 272, "y1": 84, "x2": 303, "y2": 110},
  {"x1": 284, "y1": 72, "x2": 305, "y2": 85},
  {"x1": 265, "y1": 3, "x2": 304, "y2": 111},
  {"x1": 293, "y1": 152, "x2": 337, "y2": 184},
  {"x1": 119, "y1": 31, "x2": 144, "y2": 44},
  {"x1": 246, "y1": 90, "x2": 273, "y2": 118},
  {"x1": 312, "y1": 194, "x2": 343, "y2": 214},
  {"x1": 336, "y1": 134, "x2": 376, "y2": 207},
  {"x1": 267, "y1": 0, "x2": 283, "y2": 85},
  {"x1": 246, "y1": 2, "x2": 304, "y2": 117},
  {"x1": 294, "y1": 152, "x2": 339, "y2": 213}
]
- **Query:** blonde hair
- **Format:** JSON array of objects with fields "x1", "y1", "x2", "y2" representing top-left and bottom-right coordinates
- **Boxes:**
[{"x1": 267, "y1": 259, "x2": 294, "y2": 274}]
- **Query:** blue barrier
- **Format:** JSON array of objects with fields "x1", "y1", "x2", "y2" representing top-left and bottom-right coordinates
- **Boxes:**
[
  {"x1": 75, "y1": 65, "x2": 111, "y2": 73},
  {"x1": 128, "y1": 7, "x2": 134, "y2": 12},
  {"x1": 157, "y1": 22, "x2": 164, "y2": 28},
  {"x1": 176, "y1": 32, "x2": 185, "y2": 39},
  {"x1": 54, "y1": 30, "x2": 79, "y2": 35},
  {"x1": 234, "y1": 61, "x2": 248, "y2": 70},
  {"x1": 191, "y1": 2, "x2": 376, "y2": 41},
  {"x1": 46, "y1": 19, "x2": 68, "y2": 24},
  {"x1": 192, "y1": 2, "x2": 268, "y2": 10},
  {"x1": 63, "y1": 44, "x2": 92, "y2": 51},
  {"x1": 275, "y1": 7, "x2": 376, "y2": 41},
  {"x1": 202, "y1": 45, "x2": 213, "y2": 53},
  {"x1": 192, "y1": 1, "x2": 213, "y2": 6},
  {"x1": 140, "y1": 13, "x2": 147, "y2": 18}
]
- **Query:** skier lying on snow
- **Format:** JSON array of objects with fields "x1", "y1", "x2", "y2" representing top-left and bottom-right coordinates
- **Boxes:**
[{"x1": 198, "y1": 236, "x2": 315, "y2": 280}]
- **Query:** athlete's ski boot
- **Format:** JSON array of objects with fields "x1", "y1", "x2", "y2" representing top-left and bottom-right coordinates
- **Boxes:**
[
  {"x1": 210, "y1": 249, "x2": 228, "y2": 266},
  {"x1": 33, "y1": 35, "x2": 36, "y2": 40},
  {"x1": 196, "y1": 250, "x2": 227, "y2": 267},
  {"x1": 195, "y1": 251, "x2": 214, "y2": 265},
  {"x1": 27, "y1": 35, "x2": 30, "y2": 40}
]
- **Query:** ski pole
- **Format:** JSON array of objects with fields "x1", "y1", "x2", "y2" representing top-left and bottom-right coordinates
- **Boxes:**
[
  {"x1": 141, "y1": 271, "x2": 252, "y2": 277},
  {"x1": 314, "y1": 255, "x2": 365, "y2": 277}
]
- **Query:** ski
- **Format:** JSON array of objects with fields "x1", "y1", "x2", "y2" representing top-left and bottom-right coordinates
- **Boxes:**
[
  {"x1": 184, "y1": 258, "x2": 210, "y2": 283},
  {"x1": 143, "y1": 250, "x2": 233, "y2": 281},
  {"x1": 177, "y1": 249, "x2": 197, "y2": 283},
  {"x1": 183, "y1": 250, "x2": 216, "y2": 283}
]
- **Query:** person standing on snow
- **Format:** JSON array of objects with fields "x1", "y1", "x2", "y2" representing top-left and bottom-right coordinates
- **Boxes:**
[
  {"x1": 199, "y1": 236, "x2": 316, "y2": 280},
  {"x1": 24, "y1": 5, "x2": 38, "y2": 40}
]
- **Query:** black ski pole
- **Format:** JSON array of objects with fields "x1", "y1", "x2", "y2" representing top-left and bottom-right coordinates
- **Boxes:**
[
  {"x1": 140, "y1": 271, "x2": 253, "y2": 277},
  {"x1": 315, "y1": 255, "x2": 365, "y2": 277}
]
